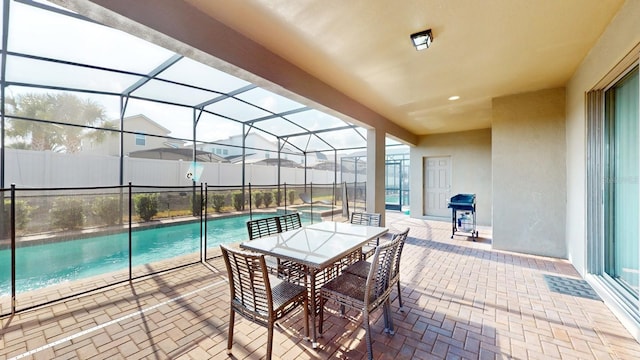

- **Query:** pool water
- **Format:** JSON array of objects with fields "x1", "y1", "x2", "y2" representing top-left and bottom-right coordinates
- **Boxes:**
[{"x1": 0, "y1": 213, "x2": 294, "y2": 295}]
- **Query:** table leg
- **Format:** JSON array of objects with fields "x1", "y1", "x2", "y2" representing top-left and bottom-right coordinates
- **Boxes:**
[{"x1": 310, "y1": 269, "x2": 319, "y2": 348}]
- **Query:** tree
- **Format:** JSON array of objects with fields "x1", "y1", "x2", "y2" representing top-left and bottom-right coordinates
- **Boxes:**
[{"x1": 6, "y1": 92, "x2": 115, "y2": 153}]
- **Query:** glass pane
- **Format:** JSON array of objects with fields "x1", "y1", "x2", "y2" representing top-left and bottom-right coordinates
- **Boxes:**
[
  {"x1": 253, "y1": 117, "x2": 306, "y2": 136},
  {"x1": 157, "y1": 57, "x2": 251, "y2": 94},
  {"x1": 204, "y1": 97, "x2": 271, "y2": 122},
  {"x1": 315, "y1": 127, "x2": 367, "y2": 150},
  {"x1": 604, "y1": 68, "x2": 639, "y2": 298},
  {"x1": 284, "y1": 109, "x2": 350, "y2": 131},
  {"x1": 5, "y1": 119, "x2": 121, "y2": 186},
  {"x1": 122, "y1": 98, "x2": 193, "y2": 141},
  {"x1": 284, "y1": 133, "x2": 334, "y2": 152},
  {"x1": 5, "y1": 85, "x2": 122, "y2": 123},
  {"x1": 9, "y1": 0, "x2": 174, "y2": 74},
  {"x1": 6, "y1": 55, "x2": 141, "y2": 93},
  {"x1": 235, "y1": 87, "x2": 305, "y2": 113},
  {"x1": 195, "y1": 112, "x2": 243, "y2": 143},
  {"x1": 131, "y1": 79, "x2": 220, "y2": 107}
]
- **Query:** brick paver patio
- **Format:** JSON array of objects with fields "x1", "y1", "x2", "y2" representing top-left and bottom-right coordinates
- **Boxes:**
[{"x1": 2, "y1": 213, "x2": 640, "y2": 359}]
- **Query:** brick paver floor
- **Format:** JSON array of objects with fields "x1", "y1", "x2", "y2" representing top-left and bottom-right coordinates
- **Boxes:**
[{"x1": 2, "y1": 212, "x2": 640, "y2": 359}]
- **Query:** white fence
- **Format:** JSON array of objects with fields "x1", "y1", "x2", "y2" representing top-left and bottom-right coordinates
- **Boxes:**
[{"x1": 4, "y1": 149, "x2": 339, "y2": 188}]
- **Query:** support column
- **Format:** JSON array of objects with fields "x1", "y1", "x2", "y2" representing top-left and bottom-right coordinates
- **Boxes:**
[{"x1": 366, "y1": 128, "x2": 386, "y2": 225}]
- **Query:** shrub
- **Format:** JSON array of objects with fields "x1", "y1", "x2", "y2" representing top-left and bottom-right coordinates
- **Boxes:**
[
  {"x1": 2, "y1": 199, "x2": 33, "y2": 233},
  {"x1": 212, "y1": 194, "x2": 226, "y2": 212},
  {"x1": 93, "y1": 196, "x2": 121, "y2": 225},
  {"x1": 191, "y1": 193, "x2": 203, "y2": 216},
  {"x1": 274, "y1": 190, "x2": 282, "y2": 206},
  {"x1": 263, "y1": 191, "x2": 273, "y2": 208},
  {"x1": 288, "y1": 190, "x2": 296, "y2": 205},
  {"x1": 232, "y1": 191, "x2": 244, "y2": 211},
  {"x1": 51, "y1": 198, "x2": 85, "y2": 230},
  {"x1": 253, "y1": 191, "x2": 264, "y2": 208},
  {"x1": 134, "y1": 193, "x2": 158, "y2": 221}
]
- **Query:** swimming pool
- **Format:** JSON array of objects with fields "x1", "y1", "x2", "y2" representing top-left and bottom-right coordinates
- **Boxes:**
[{"x1": 0, "y1": 213, "x2": 295, "y2": 295}]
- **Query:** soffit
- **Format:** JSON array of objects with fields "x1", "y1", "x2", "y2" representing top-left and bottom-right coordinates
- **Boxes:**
[{"x1": 184, "y1": 0, "x2": 624, "y2": 135}]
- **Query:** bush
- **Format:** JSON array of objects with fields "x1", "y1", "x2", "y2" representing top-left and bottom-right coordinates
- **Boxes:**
[
  {"x1": 263, "y1": 191, "x2": 273, "y2": 208},
  {"x1": 134, "y1": 193, "x2": 158, "y2": 221},
  {"x1": 212, "y1": 194, "x2": 226, "y2": 212},
  {"x1": 232, "y1": 191, "x2": 244, "y2": 211},
  {"x1": 2, "y1": 199, "x2": 33, "y2": 234},
  {"x1": 93, "y1": 196, "x2": 121, "y2": 225},
  {"x1": 253, "y1": 192, "x2": 264, "y2": 208},
  {"x1": 191, "y1": 193, "x2": 203, "y2": 216},
  {"x1": 274, "y1": 190, "x2": 282, "y2": 206},
  {"x1": 51, "y1": 198, "x2": 85, "y2": 230},
  {"x1": 288, "y1": 190, "x2": 296, "y2": 205}
]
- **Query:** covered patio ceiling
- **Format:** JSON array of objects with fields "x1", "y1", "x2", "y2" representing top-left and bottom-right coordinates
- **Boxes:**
[{"x1": 65, "y1": 0, "x2": 624, "y2": 143}]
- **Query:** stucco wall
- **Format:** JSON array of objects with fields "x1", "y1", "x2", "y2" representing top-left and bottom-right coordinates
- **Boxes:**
[
  {"x1": 492, "y1": 88, "x2": 566, "y2": 258},
  {"x1": 409, "y1": 129, "x2": 492, "y2": 226},
  {"x1": 566, "y1": 0, "x2": 640, "y2": 276}
]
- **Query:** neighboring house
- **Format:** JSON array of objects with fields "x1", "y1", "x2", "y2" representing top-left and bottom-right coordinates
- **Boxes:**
[
  {"x1": 198, "y1": 133, "x2": 320, "y2": 165},
  {"x1": 82, "y1": 114, "x2": 184, "y2": 157}
]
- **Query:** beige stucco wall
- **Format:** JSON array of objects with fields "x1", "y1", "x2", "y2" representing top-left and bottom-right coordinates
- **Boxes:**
[
  {"x1": 492, "y1": 88, "x2": 566, "y2": 258},
  {"x1": 566, "y1": 0, "x2": 640, "y2": 276},
  {"x1": 409, "y1": 129, "x2": 492, "y2": 226}
]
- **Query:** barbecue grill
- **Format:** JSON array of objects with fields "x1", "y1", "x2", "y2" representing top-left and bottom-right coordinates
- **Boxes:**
[{"x1": 447, "y1": 193, "x2": 478, "y2": 240}]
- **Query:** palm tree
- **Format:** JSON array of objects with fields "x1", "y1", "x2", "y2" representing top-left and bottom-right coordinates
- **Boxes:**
[{"x1": 6, "y1": 92, "x2": 116, "y2": 153}]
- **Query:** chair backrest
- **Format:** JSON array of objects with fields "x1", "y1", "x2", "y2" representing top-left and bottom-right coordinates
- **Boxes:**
[
  {"x1": 350, "y1": 212, "x2": 382, "y2": 227},
  {"x1": 390, "y1": 228, "x2": 410, "y2": 279},
  {"x1": 220, "y1": 244, "x2": 273, "y2": 325},
  {"x1": 279, "y1": 212, "x2": 302, "y2": 232},
  {"x1": 364, "y1": 236, "x2": 400, "y2": 307},
  {"x1": 247, "y1": 216, "x2": 281, "y2": 240}
]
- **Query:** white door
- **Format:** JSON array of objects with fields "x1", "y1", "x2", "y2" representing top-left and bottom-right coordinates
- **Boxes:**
[{"x1": 424, "y1": 156, "x2": 451, "y2": 217}]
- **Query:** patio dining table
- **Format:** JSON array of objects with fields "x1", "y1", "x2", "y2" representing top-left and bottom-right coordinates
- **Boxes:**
[{"x1": 240, "y1": 220, "x2": 388, "y2": 347}]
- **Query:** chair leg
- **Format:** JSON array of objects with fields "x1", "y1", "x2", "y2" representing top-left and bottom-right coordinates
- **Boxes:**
[
  {"x1": 397, "y1": 280, "x2": 404, "y2": 311},
  {"x1": 227, "y1": 310, "x2": 235, "y2": 353},
  {"x1": 362, "y1": 310, "x2": 374, "y2": 360},
  {"x1": 319, "y1": 296, "x2": 325, "y2": 334},
  {"x1": 267, "y1": 322, "x2": 274, "y2": 360},
  {"x1": 382, "y1": 302, "x2": 390, "y2": 333},
  {"x1": 304, "y1": 296, "x2": 310, "y2": 339},
  {"x1": 383, "y1": 298, "x2": 396, "y2": 335}
]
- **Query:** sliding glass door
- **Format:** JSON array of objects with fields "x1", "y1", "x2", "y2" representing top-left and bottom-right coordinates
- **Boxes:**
[{"x1": 604, "y1": 67, "x2": 639, "y2": 298}]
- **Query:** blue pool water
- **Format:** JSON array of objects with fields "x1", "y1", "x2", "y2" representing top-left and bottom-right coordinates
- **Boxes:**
[{"x1": 0, "y1": 213, "x2": 292, "y2": 295}]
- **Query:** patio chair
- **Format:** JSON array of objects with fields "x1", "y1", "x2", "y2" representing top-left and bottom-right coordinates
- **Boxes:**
[
  {"x1": 276, "y1": 213, "x2": 306, "y2": 283},
  {"x1": 220, "y1": 244, "x2": 309, "y2": 360},
  {"x1": 349, "y1": 212, "x2": 382, "y2": 260},
  {"x1": 246, "y1": 216, "x2": 281, "y2": 240},
  {"x1": 318, "y1": 236, "x2": 400, "y2": 360},
  {"x1": 343, "y1": 227, "x2": 410, "y2": 310},
  {"x1": 278, "y1": 212, "x2": 302, "y2": 232},
  {"x1": 246, "y1": 216, "x2": 282, "y2": 274}
]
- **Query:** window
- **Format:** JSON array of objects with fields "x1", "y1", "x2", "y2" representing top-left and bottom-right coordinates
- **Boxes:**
[
  {"x1": 135, "y1": 134, "x2": 146, "y2": 146},
  {"x1": 215, "y1": 148, "x2": 222, "y2": 155},
  {"x1": 223, "y1": 149, "x2": 228, "y2": 155},
  {"x1": 604, "y1": 67, "x2": 639, "y2": 297}
]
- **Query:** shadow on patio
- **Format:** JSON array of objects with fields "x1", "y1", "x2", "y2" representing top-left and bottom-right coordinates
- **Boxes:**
[{"x1": 1, "y1": 212, "x2": 640, "y2": 359}]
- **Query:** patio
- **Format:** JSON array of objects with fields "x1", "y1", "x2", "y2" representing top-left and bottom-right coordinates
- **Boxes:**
[{"x1": 2, "y1": 212, "x2": 639, "y2": 359}]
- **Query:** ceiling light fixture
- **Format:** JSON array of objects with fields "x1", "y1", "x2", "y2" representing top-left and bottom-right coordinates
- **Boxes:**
[
  {"x1": 410, "y1": 29, "x2": 433, "y2": 51},
  {"x1": 448, "y1": 95, "x2": 460, "y2": 101}
]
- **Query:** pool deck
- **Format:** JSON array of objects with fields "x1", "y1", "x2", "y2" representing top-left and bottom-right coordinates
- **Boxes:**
[{"x1": 2, "y1": 212, "x2": 640, "y2": 359}]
